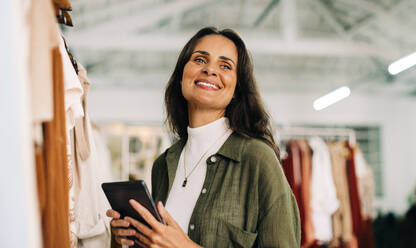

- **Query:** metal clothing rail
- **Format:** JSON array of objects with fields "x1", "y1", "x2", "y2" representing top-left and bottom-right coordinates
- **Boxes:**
[{"x1": 276, "y1": 126, "x2": 356, "y2": 146}]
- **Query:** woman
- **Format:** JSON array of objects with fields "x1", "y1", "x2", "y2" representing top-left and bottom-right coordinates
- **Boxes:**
[{"x1": 107, "y1": 27, "x2": 300, "y2": 248}]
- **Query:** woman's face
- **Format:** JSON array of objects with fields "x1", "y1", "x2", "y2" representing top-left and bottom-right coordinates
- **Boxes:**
[{"x1": 181, "y1": 35, "x2": 238, "y2": 113}]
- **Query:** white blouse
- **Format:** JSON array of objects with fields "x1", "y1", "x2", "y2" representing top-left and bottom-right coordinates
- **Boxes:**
[{"x1": 165, "y1": 117, "x2": 233, "y2": 233}]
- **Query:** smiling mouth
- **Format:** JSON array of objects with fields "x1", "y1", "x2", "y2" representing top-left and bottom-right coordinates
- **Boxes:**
[{"x1": 195, "y1": 80, "x2": 220, "y2": 90}]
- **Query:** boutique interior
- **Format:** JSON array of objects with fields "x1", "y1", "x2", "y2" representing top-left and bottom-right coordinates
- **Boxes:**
[{"x1": 1, "y1": 0, "x2": 416, "y2": 247}]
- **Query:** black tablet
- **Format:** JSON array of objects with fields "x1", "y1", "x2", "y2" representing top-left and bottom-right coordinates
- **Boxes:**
[{"x1": 102, "y1": 180, "x2": 165, "y2": 247}]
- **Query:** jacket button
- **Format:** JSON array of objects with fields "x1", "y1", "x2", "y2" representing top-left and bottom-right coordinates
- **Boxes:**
[
  {"x1": 202, "y1": 188, "x2": 207, "y2": 194},
  {"x1": 190, "y1": 224, "x2": 195, "y2": 230},
  {"x1": 210, "y1": 156, "x2": 217, "y2": 163}
]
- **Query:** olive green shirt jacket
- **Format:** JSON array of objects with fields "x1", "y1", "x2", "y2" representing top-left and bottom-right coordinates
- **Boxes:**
[{"x1": 151, "y1": 132, "x2": 301, "y2": 248}]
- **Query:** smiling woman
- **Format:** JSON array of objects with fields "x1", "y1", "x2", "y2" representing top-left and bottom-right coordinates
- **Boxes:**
[
  {"x1": 107, "y1": 27, "x2": 301, "y2": 248},
  {"x1": 181, "y1": 34, "x2": 238, "y2": 126}
]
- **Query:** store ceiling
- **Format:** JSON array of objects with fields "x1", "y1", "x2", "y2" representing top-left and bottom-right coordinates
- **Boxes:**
[{"x1": 65, "y1": 0, "x2": 416, "y2": 96}]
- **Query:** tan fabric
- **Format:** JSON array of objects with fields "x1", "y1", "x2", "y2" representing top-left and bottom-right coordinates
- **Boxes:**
[
  {"x1": 39, "y1": 47, "x2": 71, "y2": 248},
  {"x1": 358, "y1": 165, "x2": 376, "y2": 219},
  {"x1": 29, "y1": 0, "x2": 60, "y2": 123},
  {"x1": 328, "y1": 142, "x2": 354, "y2": 247},
  {"x1": 35, "y1": 144, "x2": 46, "y2": 216},
  {"x1": 353, "y1": 147, "x2": 376, "y2": 219}
]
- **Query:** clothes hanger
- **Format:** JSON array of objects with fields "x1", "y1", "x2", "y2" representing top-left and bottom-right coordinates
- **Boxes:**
[{"x1": 53, "y1": 0, "x2": 73, "y2": 27}]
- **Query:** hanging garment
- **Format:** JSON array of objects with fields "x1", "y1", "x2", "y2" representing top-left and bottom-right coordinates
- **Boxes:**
[
  {"x1": 59, "y1": 35, "x2": 84, "y2": 247},
  {"x1": 29, "y1": 0, "x2": 61, "y2": 145},
  {"x1": 354, "y1": 148, "x2": 376, "y2": 219},
  {"x1": 69, "y1": 63, "x2": 111, "y2": 248},
  {"x1": 37, "y1": 46, "x2": 71, "y2": 248},
  {"x1": 59, "y1": 35, "x2": 84, "y2": 131},
  {"x1": 282, "y1": 140, "x2": 303, "y2": 212},
  {"x1": 308, "y1": 137, "x2": 339, "y2": 244},
  {"x1": 29, "y1": 0, "x2": 60, "y2": 124},
  {"x1": 346, "y1": 145, "x2": 366, "y2": 247},
  {"x1": 297, "y1": 140, "x2": 316, "y2": 247},
  {"x1": 74, "y1": 63, "x2": 91, "y2": 161},
  {"x1": 327, "y1": 142, "x2": 355, "y2": 247}
]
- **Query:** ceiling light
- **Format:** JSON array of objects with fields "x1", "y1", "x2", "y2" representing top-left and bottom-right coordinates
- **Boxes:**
[
  {"x1": 313, "y1": 86, "x2": 351, "y2": 111},
  {"x1": 388, "y1": 51, "x2": 416, "y2": 75}
]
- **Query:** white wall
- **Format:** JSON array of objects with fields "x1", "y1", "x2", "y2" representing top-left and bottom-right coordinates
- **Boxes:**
[
  {"x1": 0, "y1": 0, "x2": 42, "y2": 247},
  {"x1": 89, "y1": 88, "x2": 416, "y2": 214}
]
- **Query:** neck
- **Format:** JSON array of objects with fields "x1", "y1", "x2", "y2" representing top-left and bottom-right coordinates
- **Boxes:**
[{"x1": 188, "y1": 105, "x2": 225, "y2": 128}]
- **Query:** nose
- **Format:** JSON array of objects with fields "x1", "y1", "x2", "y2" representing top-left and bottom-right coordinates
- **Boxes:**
[{"x1": 203, "y1": 63, "x2": 218, "y2": 76}]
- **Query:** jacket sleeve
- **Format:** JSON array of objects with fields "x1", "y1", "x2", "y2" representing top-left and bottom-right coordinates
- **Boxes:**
[
  {"x1": 257, "y1": 190, "x2": 301, "y2": 247},
  {"x1": 245, "y1": 140, "x2": 301, "y2": 248},
  {"x1": 151, "y1": 149, "x2": 169, "y2": 203}
]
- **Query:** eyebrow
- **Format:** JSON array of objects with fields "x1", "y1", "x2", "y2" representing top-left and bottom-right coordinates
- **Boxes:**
[{"x1": 192, "y1": 50, "x2": 236, "y2": 66}]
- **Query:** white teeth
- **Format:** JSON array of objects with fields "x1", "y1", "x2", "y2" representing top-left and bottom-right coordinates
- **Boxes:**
[{"x1": 196, "y1": 81, "x2": 219, "y2": 89}]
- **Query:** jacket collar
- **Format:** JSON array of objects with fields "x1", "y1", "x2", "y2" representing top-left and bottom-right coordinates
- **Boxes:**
[
  {"x1": 164, "y1": 132, "x2": 246, "y2": 193},
  {"x1": 217, "y1": 132, "x2": 245, "y2": 162}
]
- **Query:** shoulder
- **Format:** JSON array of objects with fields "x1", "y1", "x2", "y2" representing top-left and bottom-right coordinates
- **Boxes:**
[
  {"x1": 240, "y1": 137, "x2": 280, "y2": 172},
  {"x1": 243, "y1": 137, "x2": 277, "y2": 160},
  {"x1": 240, "y1": 136, "x2": 290, "y2": 199}
]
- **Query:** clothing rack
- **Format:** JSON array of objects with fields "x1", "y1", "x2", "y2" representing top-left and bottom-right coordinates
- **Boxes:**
[{"x1": 276, "y1": 126, "x2": 356, "y2": 146}]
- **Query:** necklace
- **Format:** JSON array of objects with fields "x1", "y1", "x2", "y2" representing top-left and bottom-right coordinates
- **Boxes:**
[{"x1": 182, "y1": 130, "x2": 230, "y2": 187}]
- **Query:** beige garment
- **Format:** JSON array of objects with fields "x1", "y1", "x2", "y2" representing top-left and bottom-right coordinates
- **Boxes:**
[
  {"x1": 354, "y1": 147, "x2": 376, "y2": 219},
  {"x1": 29, "y1": 0, "x2": 61, "y2": 145},
  {"x1": 74, "y1": 63, "x2": 92, "y2": 161},
  {"x1": 59, "y1": 36, "x2": 84, "y2": 131},
  {"x1": 328, "y1": 142, "x2": 354, "y2": 247},
  {"x1": 67, "y1": 63, "x2": 111, "y2": 248},
  {"x1": 68, "y1": 63, "x2": 92, "y2": 242},
  {"x1": 74, "y1": 116, "x2": 111, "y2": 248}
]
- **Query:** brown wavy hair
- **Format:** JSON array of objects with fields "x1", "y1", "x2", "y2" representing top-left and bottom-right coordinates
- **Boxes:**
[{"x1": 164, "y1": 27, "x2": 280, "y2": 160}]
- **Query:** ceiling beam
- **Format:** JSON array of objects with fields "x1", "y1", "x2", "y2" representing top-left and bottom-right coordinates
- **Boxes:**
[
  {"x1": 253, "y1": 0, "x2": 280, "y2": 27},
  {"x1": 76, "y1": 0, "x2": 222, "y2": 34},
  {"x1": 67, "y1": 31, "x2": 394, "y2": 59},
  {"x1": 281, "y1": 0, "x2": 297, "y2": 41},
  {"x1": 343, "y1": 0, "x2": 414, "y2": 38},
  {"x1": 309, "y1": 0, "x2": 348, "y2": 39}
]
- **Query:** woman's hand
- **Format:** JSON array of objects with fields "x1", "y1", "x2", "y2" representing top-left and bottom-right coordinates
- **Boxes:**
[
  {"x1": 106, "y1": 208, "x2": 137, "y2": 246},
  {"x1": 126, "y1": 199, "x2": 202, "y2": 248}
]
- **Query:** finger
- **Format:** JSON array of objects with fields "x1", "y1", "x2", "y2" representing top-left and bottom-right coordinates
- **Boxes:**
[
  {"x1": 135, "y1": 232, "x2": 152, "y2": 247},
  {"x1": 157, "y1": 201, "x2": 178, "y2": 228},
  {"x1": 113, "y1": 228, "x2": 136, "y2": 237},
  {"x1": 135, "y1": 239, "x2": 148, "y2": 248},
  {"x1": 106, "y1": 209, "x2": 120, "y2": 219},
  {"x1": 115, "y1": 237, "x2": 134, "y2": 246},
  {"x1": 125, "y1": 216, "x2": 153, "y2": 237},
  {"x1": 129, "y1": 199, "x2": 161, "y2": 229},
  {"x1": 110, "y1": 219, "x2": 130, "y2": 228}
]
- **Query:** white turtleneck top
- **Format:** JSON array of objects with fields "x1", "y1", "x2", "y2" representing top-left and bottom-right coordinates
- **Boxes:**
[{"x1": 165, "y1": 117, "x2": 233, "y2": 233}]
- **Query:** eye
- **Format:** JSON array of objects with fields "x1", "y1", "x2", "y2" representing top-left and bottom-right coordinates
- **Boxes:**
[
  {"x1": 220, "y1": 64, "x2": 231, "y2": 70},
  {"x1": 194, "y1": 57, "x2": 206, "y2": 64}
]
